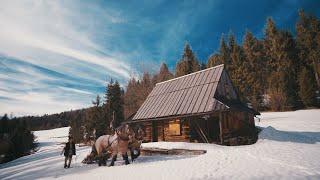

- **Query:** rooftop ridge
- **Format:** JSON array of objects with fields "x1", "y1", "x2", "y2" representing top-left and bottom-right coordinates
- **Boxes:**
[{"x1": 156, "y1": 64, "x2": 224, "y2": 85}]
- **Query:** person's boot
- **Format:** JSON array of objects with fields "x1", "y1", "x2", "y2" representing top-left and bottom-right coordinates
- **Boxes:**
[
  {"x1": 68, "y1": 159, "x2": 71, "y2": 168},
  {"x1": 64, "y1": 164, "x2": 67, "y2": 168}
]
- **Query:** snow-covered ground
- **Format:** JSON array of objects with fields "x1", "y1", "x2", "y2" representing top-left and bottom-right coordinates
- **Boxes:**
[{"x1": 0, "y1": 109, "x2": 320, "y2": 180}]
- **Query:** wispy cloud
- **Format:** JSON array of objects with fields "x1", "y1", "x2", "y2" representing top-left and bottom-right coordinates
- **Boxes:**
[
  {"x1": 0, "y1": 0, "x2": 131, "y2": 78},
  {"x1": 0, "y1": 0, "x2": 134, "y2": 116},
  {"x1": 1, "y1": 0, "x2": 319, "y2": 116}
]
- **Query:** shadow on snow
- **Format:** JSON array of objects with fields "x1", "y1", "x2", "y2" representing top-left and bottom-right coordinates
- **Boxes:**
[{"x1": 259, "y1": 126, "x2": 320, "y2": 144}]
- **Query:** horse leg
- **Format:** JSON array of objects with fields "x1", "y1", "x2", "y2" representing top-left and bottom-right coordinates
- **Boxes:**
[
  {"x1": 98, "y1": 155, "x2": 103, "y2": 166},
  {"x1": 130, "y1": 149, "x2": 140, "y2": 162},
  {"x1": 130, "y1": 149, "x2": 134, "y2": 162},
  {"x1": 109, "y1": 155, "x2": 117, "y2": 166},
  {"x1": 122, "y1": 153, "x2": 130, "y2": 165},
  {"x1": 134, "y1": 149, "x2": 140, "y2": 161},
  {"x1": 102, "y1": 154, "x2": 107, "y2": 166}
]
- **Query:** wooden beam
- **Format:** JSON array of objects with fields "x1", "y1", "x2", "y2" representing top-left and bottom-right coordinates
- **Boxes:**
[
  {"x1": 129, "y1": 110, "x2": 228, "y2": 123},
  {"x1": 219, "y1": 112, "x2": 223, "y2": 144}
]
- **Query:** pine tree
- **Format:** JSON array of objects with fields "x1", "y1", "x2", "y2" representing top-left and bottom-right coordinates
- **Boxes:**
[
  {"x1": 296, "y1": 10, "x2": 320, "y2": 88},
  {"x1": 124, "y1": 72, "x2": 156, "y2": 119},
  {"x1": 243, "y1": 30, "x2": 266, "y2": 109},
  {"x1": 208, "y1": 35, "x2": 230, "y2": 67},
  {"x1": 219, "y1": 35, "x2": 230, "y2": 66},
  {"x1": 124, "y1": 77, "x2": 140, "y2": 119},
  {"x1": 298, "y1": 67, "x2": 317, "y2": 107},
  {"x1": 92, "y1": 95, "x2": 105, "y2": 137},
  {"x1": 156, "y1": 63, "x2": 174, "y2": 83},
  {"x1": 0, "y1": 114, "x2": 9, "y2": 134},
  {"x1": 105, "y1": 80, "x2": 124, "y2": 129},
  {"x1": 264, "y1": 18, "x2": 279, "y2": 72},
  {"x1": 264, "y1": 18, "x2": 300, "y2": 110},
  {"x1": 207, "y1": 54, "x2": 221, "y2": 67},
  {"x1": 175, "y1": 43, "x2": 200, "y2": 77},
  {"x1": 228, "y1": 33, "x2": 247, "y2": 101}
]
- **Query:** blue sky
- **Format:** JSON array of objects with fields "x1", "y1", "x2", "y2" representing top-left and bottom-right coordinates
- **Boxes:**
[{"x1": 0, "y1": 0, "x2": 319, "y2": 116}]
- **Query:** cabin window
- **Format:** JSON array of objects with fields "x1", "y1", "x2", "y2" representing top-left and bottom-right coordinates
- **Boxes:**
[{"x1": 168, "y1": 119, "x2": 181, "y2": 136}]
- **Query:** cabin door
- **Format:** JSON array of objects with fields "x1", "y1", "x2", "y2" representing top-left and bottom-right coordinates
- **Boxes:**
[
  {"x1": 208, "y1": 116, "x2": 220, "y2": 142},
  {"x1": 152, "y1": 121, "x2": 158, "y2": 142}
]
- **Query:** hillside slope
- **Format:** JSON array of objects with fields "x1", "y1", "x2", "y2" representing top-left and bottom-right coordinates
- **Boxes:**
[{"x1": 0, "y1": 110, "x2": 319, "y2": 180}]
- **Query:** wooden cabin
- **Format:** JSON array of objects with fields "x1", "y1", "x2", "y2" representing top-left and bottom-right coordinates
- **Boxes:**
[{"x1": 129, "y1": 64, "x2": 260, "y2": 145}]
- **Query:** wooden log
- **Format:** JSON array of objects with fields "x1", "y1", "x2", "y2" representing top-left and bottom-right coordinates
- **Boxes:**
[{"x1": 141, "y1": 147, "x2": 206, "y2": 156}]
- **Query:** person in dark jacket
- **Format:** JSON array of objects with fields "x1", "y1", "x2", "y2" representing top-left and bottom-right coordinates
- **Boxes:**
[{"x1": 61, "y1": 136, "x2": 76, "y2": 168}]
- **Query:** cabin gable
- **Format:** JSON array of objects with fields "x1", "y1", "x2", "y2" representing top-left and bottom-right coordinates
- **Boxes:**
[{"x1": 216, "y1": 70, "x2": 238, "y2": 101}]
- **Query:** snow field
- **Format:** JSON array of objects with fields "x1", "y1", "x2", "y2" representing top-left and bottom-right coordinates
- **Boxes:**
[{"x1": 0, "y1": 109, "x2": 319, "y2": 180}]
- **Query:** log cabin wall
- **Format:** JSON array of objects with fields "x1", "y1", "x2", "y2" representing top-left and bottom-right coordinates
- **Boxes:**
[
  {"x1": 162, "y1": 119, "x2": 190, "y2": 142},
  {"x1": 139, "y1": 119, "x2": 191, "y2": 142},
  {"x1": 141, "y1": 121, "x2": 152, "y2": 142},
  {"x1": 219, "y1": 111, "x2": 256, "y2": 140},
  {"x1": 157, "y1": 120, "x2": 165, "y2": 141},
  {"x1": 137, "y1": 111, "x2": 255, "y2": 144},
  {"x1": 220, "y1": 111, "x2": 249, "y2": 133}
]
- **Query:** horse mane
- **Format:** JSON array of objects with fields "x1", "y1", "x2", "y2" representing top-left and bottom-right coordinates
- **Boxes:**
[{"x1": 115, "y1": 124, "x2": 132, "y2": 141}]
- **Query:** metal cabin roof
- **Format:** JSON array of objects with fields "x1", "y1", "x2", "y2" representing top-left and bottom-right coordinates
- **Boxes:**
[{"x1": 132, "y1": 64, "x2": 228, "y2": 121}]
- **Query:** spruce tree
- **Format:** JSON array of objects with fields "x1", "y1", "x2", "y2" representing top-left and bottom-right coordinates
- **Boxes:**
[
  {"x1": 156, "y1": 63, "x2": 174, "y2": 83},
  {"x1": 264, "y1": 18, "x2": 300, "y2": 110},
  {"x1": 92, "y1": 95, "x2": 105, "y2": 138},
  {"x1": 296, "y1": 10, "x2": 320, "y2": 88},
  {"x1": 207, "y1": 54, "x2": 221, "y2": 68},
  {"x1": 298, "y1": 67, "x2": 317, "y2": 107},
  {"x1": 228, "y1": 33, "x2": 247, "y2": 101},
  {"x1": 124, "y1": 77, "x2": 140, "y2": 119},
  {"x1": 175, "y1": 43, "x2": 200, "y2": 77},
  {"x1": 207, "y1": 35, "x2": 229, "y2": 68},
  {"x1": 105, "y1": 80, "x2": 124, "y2": 129},
  {"x1": 243, "y1": 30, "x2": 266, "y2": 109},
  {"x1": 0, "y1": 114, "x2": 9, "y2": 134},
  {"x1": 218, "y1": 35, "x2": 230, "y2": 66}
]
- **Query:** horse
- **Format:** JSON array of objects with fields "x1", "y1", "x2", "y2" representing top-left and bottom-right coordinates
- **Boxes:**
[
  {"x1": 92, "y1": 124, "x2": 134, "y2": 166},
  {"x1": 82, "y1": 124, "x2": 145, "y2": 166},
  {"x1": 108, "y1": 123, "x2": 135, "y2": 166},
  {"x1": 128, "y1": 125, "x2": 145, "y2": 162}
]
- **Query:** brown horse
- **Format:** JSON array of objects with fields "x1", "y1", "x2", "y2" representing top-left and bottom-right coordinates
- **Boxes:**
[
  {"x1": 128, "y1": 125, "x2": 145, "y2": 162},
  {"x1": 82, "y1": 124, "x2": 145, "y2": 166},
  {"x1": 93, "y1": 124, "x2": 134, "y2": 166},
  {"x1": 108, "y1": 123, "x2": 135, "y2": 166}
]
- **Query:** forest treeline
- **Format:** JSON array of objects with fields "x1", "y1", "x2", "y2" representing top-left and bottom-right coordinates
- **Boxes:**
[
  {"x1": 0, "y1": 114, "x2": 35, "y2": 163},
  {"x1": 1, "y1": 10, "x2": 319, "y2": 157}
]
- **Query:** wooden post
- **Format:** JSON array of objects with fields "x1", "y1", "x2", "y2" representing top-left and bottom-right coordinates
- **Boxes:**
[
  {"x1": 161, "y1": 121, "x2": 166, "y2": 141},
  {"x1": 219, "y1": 112, "x2": 223, "y2": 144}
]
